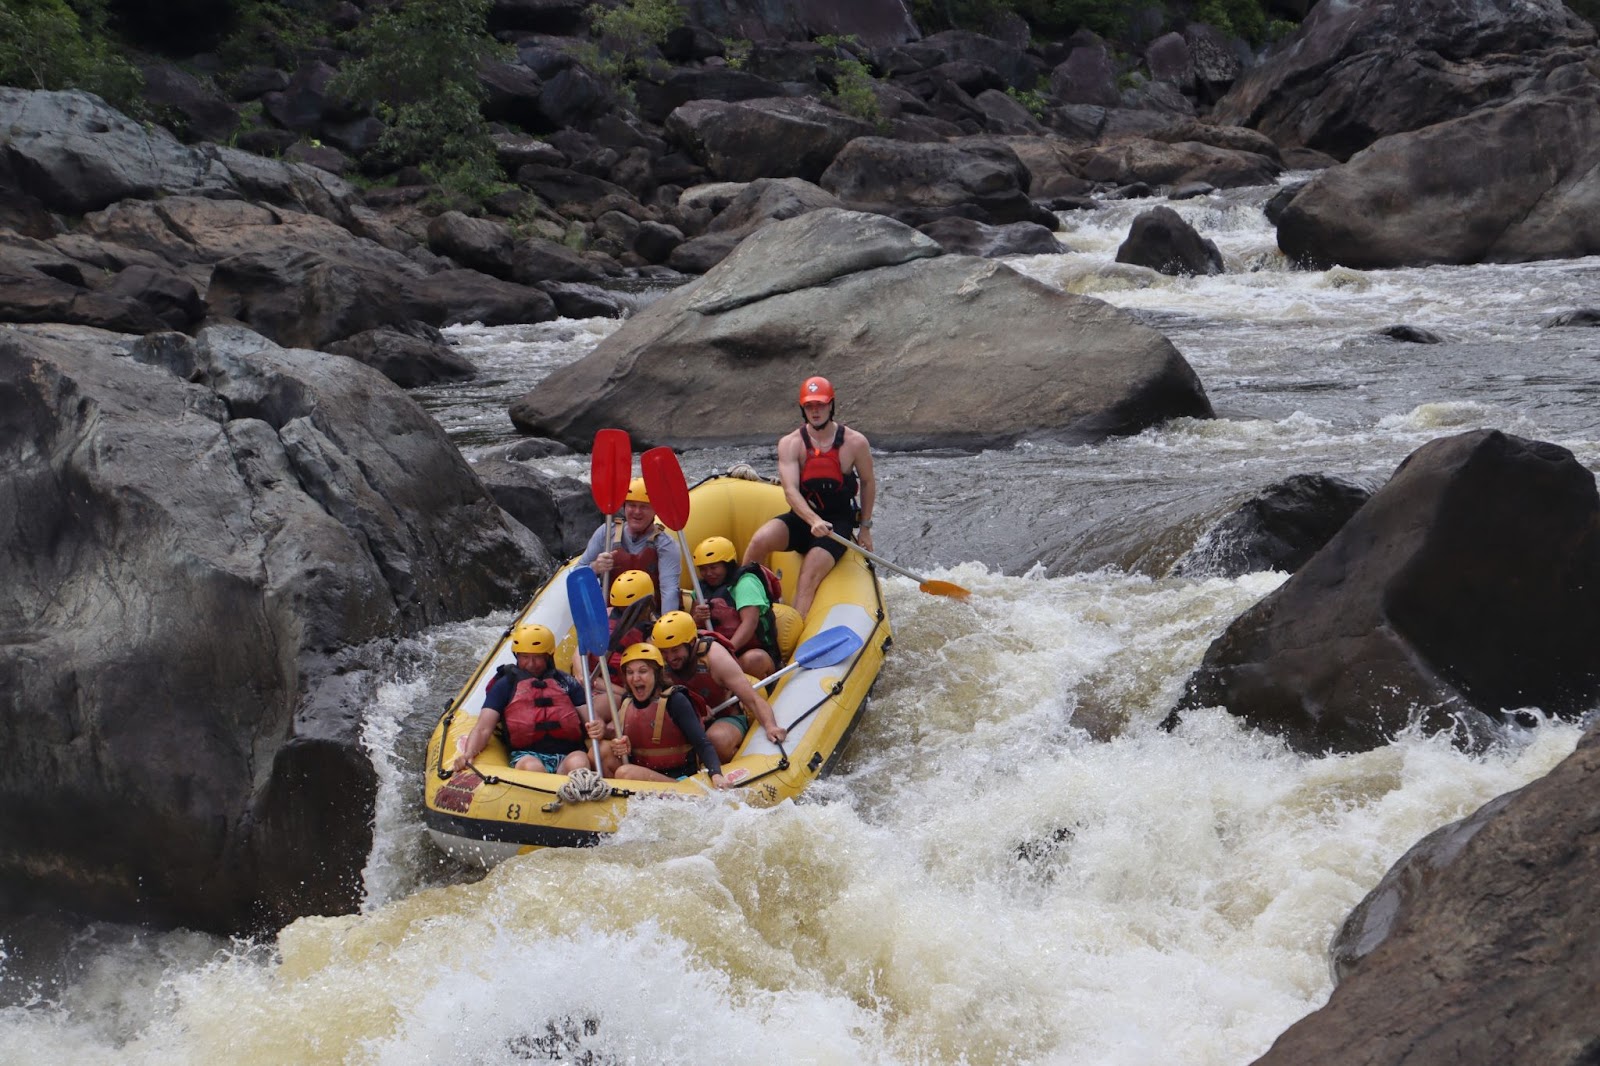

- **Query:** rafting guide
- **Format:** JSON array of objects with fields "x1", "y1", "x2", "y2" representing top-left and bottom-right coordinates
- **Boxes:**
[{"x1": 742, "y1": 375, "x2": 878, "y2": 619}]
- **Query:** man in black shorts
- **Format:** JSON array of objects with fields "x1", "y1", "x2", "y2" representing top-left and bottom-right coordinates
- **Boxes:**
[{"x1": 742, "y1": 375, "x2": 876, "y2": 618}]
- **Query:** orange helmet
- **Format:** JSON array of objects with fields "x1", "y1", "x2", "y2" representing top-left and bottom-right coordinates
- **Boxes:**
[{"x1": 798, "y1": 376, "x2": 834, "y2": 405}]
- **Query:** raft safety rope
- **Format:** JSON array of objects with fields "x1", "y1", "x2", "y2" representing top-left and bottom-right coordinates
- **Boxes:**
[{"x1": 541, "y1": 767, "x2": 613, "y2": 812}]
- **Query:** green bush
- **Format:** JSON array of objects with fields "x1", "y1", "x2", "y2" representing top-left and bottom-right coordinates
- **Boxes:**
[
  {"x1": 1005, "y1": 81, "x2": 1050, "y2": 119},
  {"x1": 0, "y1": 0, "x2": 143, "y2": 111},
  {"x1": 721, "y1": 37, "x2": 753, "y2": 71},
  {"x1": 578, "y1": 0, "x2": 684, "y2": 93},
  {"x1": 218, "y1": 0, "x2": 337, "y2": 68},
  {"x1": 1192, "y1": 0, "x2": 1268, "y2": 44},
  {"x1": 330, "y1": 0, "x2": 508, "y2": 200},
  {"x1": 816, "y1": 35, "x2": 885, "y2": 129}
]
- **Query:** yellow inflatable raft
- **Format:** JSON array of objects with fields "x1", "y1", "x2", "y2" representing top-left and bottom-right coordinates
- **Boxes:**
[{"x1": 422, "y1": 474, "x2": 892, "y2": 864}]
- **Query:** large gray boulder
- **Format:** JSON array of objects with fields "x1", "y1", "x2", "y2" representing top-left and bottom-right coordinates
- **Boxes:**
[
  {"x1": 1071, "y1": 138, "x2": 1281, "y2": 190},
  {"x1": 1255, "y1": 724, "x2": 1600, "y2": 1065},
  {"x1": 1175, "y1": 431, "x2": 1600, "y2": 754},
  {"x1": 509, "y1": 209, "x2": 1212, "y2": 450},
  {"x1": 665, "y1": 97, "x2": 875, "y2": 183},
  {"x1": 0, "y1": 89, "x2": 366, "y2": 230},
  {"x1": 668, "y1": 177, "x2": 843, "y2": 273},
  {"x1": 0, "y1": 88, "x2": 234, "y2": 213},
  {"x1": 1277, "y1": 84, "x2": 1600, "y2": 269},
  {"x1": 0, "y1": 323, "x2": 549, "y2": 933},
  {"x1": 1213, "y1": 0, "x2": 1597, "y2": 160},
  {"x1": 820, "y1": 137, "x2": 1047, "y2": 225}
]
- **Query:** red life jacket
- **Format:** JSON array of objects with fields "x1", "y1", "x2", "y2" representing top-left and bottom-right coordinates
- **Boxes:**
[
  {"x1": 619, "y1": 685, "x2": 693, "y2": 772},
  {"x1": 667, "y1": 633, "x2": 737, "y2": 720},
  {"x1": 610, "y1": 520, "x2": 664, "y2": 606},
  {"x1": 500, "y1": 671, "x2": 584, "y2": 752},
  {"x1": 799, "y1": 424, "x2": 859, "y2": 520}
]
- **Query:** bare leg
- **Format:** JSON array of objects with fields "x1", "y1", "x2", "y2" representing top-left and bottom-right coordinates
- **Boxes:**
[
  {"x1": 742, "y1": 517, "x2": 790, "y2": 567},
  {"x1": 792, "y1": 545, "x2": 837, "y2": 618},
  {"x1": 615, "y1": 763, "x2": 677, "y2": 782},
  {"x1": 706, "y1": 718, "x2": 747, "y2": 763},
  {"x1": 737, "y1": 647, "x2": 776, "y2": 679},
  {"x1": 557, "y1": 749, "x2": 594, "y2": 774}
]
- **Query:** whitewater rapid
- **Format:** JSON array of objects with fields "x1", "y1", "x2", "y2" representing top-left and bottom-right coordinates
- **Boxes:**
[{"x1": 3, "y1": 182, "x2": 1597, "y2": 1065}]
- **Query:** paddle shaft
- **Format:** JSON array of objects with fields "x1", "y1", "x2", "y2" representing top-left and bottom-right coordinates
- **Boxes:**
[
  {"x1": 825, "y1": 530, "x2": 930, "y2": 584},
  {"x1": 575, "y1": 656, "x2": 606, "y2": 772},
  {"x1": 706, "y1": 661, "x2": 800, "y2": 716},
  {"x1": 676, "y1": 529, "x2": 705, "y2": 604}
]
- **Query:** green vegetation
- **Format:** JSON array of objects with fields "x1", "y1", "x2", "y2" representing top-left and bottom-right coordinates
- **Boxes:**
[
  {"x1": 0, "y1": 0, "x2": 142, "y2": 111},
  {"x1": 217, "y1": 0, "x2": 337, "y2": 68},
  {"x1": 1005, "y1": 80, "x2": 1050, "y2": 119},
  {"x1": 816, "y1": 35, "x2": 885, "y2": 129},
  {"x1": 573, "y1": 0, "x2": 685, "y2": 97},
  {"x1": 1192, "y1": 0, "x2": 1266, "y2": 44},
  {"x1": 330, "y1": 0, "x2": 509, "y2": 203},
  {"x1": 721, "y1": 37, "x2": 753, "y2": 71}
]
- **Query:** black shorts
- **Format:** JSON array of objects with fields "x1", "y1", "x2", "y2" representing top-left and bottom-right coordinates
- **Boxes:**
[{"x1": 777, "y1": 511, "x2": 854, "y2": 560}]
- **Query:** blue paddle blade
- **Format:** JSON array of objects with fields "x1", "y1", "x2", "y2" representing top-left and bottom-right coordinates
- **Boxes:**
[
  {"x1": 567, "y1": 567, "x2": 610, "y2": 657},
  {"x1": 791, "y1": 625, "x2": 863, "y2": 669}
]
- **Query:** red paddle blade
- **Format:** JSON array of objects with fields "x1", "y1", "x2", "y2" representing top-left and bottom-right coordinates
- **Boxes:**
[
  {"x1": 640, "y1": 446, "x2": 691, "y2": 531},
  {"x1": 591, "y1": 429, "x2": 632, "y2": 513}
]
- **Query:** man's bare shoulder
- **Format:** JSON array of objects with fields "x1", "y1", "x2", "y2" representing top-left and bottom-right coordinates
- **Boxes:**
[{"x1": 775, "y1": 427, "x2": 806, "y2": 455}]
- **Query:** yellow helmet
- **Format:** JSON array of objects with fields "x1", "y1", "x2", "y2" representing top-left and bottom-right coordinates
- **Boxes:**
[
  {"x1": 609, "y1": 569, "x2": 655, "y2": 607},
  {"x1": 625, "y1": 477, "x2": 650, "y2": 504},
  {"x1": 510, "y1": 623, "x2": 556, "y2": 655},
  {"x1": 619, "y1": 642, "x2": 665, "y2": 668},
  {"x1": 693, "y1": 536, "x2": 737, "y2": 566},
  {"x1": 652, "y1": 611, "x2": 698, "y2": 649}
]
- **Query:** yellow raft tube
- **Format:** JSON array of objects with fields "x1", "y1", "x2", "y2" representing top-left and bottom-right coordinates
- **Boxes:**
[{"x1": 422, "y1": 474, "x2": 892, "y2": 864}]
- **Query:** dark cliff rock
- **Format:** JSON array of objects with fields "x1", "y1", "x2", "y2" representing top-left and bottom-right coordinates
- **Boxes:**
[{"x1": 0, "y1": 323, "x2": 548, "y2": 933}]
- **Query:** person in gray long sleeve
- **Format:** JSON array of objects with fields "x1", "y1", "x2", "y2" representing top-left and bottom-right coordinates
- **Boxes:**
[{"x1": 576, "y1": 476, "x2": 682, "y2": 612}]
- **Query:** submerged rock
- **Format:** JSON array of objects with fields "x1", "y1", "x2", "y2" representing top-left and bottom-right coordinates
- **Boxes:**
[
  {"x1": 1171, "y1": 474, "x2": 1371, "y2": 579},
  {"x1": 509, "y1": 208, "x2": 1212, "y2": 450}
]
